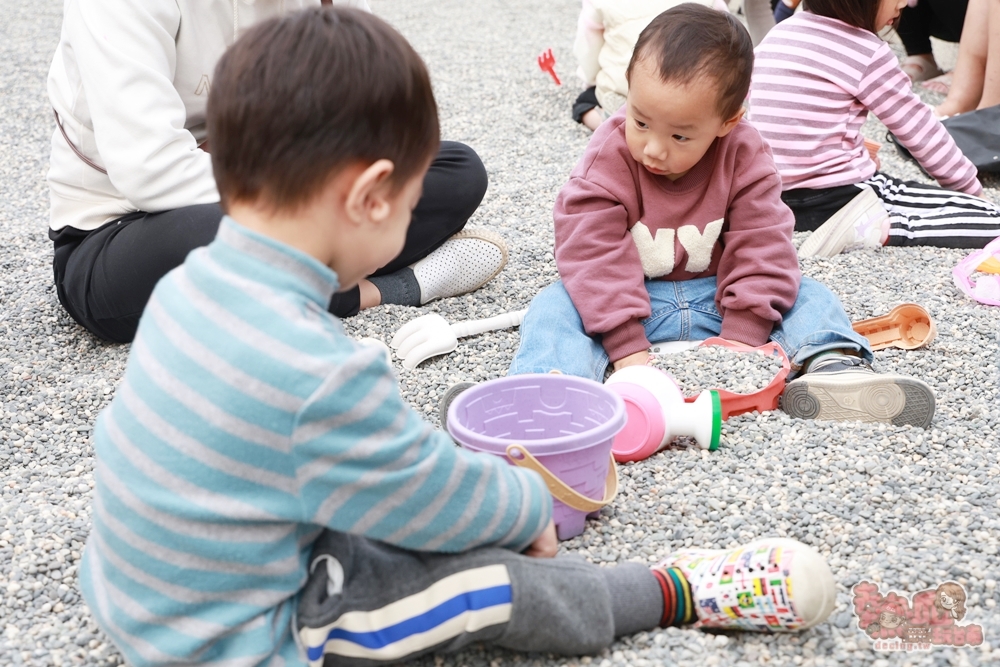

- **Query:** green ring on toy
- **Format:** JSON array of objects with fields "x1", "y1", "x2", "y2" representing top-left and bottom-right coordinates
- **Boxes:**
[{"x1": 708, "y1": 390, "x2": 722, "y2": 451}]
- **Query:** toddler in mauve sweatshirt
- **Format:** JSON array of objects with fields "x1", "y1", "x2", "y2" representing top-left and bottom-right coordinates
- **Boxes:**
[{"x1": 511, "y1": 3, "x2": 936, "y2": 429}]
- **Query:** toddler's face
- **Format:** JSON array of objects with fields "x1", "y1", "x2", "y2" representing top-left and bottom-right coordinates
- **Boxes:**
[{"x1": 625, "y1": 58, "x2": 741, "y2": 182}]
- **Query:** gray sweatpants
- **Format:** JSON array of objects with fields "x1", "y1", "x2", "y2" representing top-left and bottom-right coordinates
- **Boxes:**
[{"x1": 296, "y1": 530, "x2": 663, "y2": 666}]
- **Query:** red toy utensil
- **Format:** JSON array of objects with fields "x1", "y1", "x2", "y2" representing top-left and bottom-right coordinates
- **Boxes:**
[{"x1": 537, "y1": 48, "x2": 561, "y2": 85}]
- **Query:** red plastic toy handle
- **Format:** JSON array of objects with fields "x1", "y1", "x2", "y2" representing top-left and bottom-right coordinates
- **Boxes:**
[{"x1": 682, "y1": 337, "x2": 790, "y2": 420}]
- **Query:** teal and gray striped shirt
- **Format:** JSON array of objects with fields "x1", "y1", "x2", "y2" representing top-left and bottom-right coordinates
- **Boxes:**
[{"x1": 79, "y1": 217, "x2": 552, "y2": 666}]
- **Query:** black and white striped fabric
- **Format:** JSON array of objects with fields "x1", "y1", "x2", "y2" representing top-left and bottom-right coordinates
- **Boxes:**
[{"x1": 865, "y1": 173, "x2": 1000, "y2": 249}]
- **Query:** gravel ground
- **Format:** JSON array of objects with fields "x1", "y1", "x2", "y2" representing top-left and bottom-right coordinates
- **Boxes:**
[
  {"x1": 648, "y1": 345, "x2": 787, "y2": 396},
  {"x1": 1, "y1": 1, "x2": 999, "y2": 666}
]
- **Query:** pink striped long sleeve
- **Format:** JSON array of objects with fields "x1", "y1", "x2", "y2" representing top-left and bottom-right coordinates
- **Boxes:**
[{"x1": 748, "y1": 12, "x2": 981, "y2": 195}]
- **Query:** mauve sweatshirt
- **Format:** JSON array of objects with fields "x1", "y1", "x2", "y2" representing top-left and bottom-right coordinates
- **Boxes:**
[{"x1": 554, "y1": 110, "x2": 801, "y2": 361}]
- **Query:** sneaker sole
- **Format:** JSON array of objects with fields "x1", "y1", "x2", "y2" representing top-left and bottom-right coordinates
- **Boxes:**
[
  {"x1": 797, "y1": 188, "x2": 885, "y2": 259},
  {"x1": 782, "y1": 372, "x2": 935, "y2": 428}
]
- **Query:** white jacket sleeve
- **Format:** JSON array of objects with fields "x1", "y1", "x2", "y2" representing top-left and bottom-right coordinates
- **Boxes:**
[
  {"x1": 69, "y1": 0, "x2": 218, "y2": 212},
  {"x1": 574, "y1": 0, "x2": 604, "y2": 87}
]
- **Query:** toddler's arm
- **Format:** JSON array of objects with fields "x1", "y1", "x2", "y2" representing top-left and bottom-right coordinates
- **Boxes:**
[
  {"x1": 291, "y1": 346, "x2": 553, "y2": 554},
  {"x1": 715, "y1": 136, "x2": 801, "y2": 345},
  {"x1": 555, "y1": 175, "x2": 653, "y2": 365},
  {"x1": 858, "y1": 43, "x2": 982, "y2": 195}
]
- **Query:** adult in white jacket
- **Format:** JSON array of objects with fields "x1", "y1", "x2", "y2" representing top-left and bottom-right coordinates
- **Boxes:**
[
  {"x1": 48, "y1": 0, "x2": 501, "y2": 343},
  {"x1": 570, "y1": 0, "x2": 737, "y2": 130}
]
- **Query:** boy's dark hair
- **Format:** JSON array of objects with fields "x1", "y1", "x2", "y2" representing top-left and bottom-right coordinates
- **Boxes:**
[
  {"x1": 803, "y1": 0, "x2": 879, "y2": 34},
  {"x1": 625, "y1": 3, "x2": 753, "y2": 120},
  {"x1": 208, "y1": 7, "x2": 440, "y2": 211}
]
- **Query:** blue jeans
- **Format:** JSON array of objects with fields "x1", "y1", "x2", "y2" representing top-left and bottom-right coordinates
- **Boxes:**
[{"x1": 509, "y1": 276, "x2": 872, "y2": 381}]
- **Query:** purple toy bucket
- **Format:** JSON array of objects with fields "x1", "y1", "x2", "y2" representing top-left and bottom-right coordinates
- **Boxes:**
[{"x1": 447, "y1": 374, "x2": 626, "y2": 540}]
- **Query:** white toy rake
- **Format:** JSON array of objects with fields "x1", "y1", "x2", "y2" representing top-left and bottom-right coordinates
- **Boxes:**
[{"x1": 390, "y1": 310, "x2": 527, "y2": 369}]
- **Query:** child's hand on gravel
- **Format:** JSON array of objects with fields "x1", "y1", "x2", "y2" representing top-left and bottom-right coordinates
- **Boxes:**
[{"x1": 525, "y1": 521, "x2": 558, "y2": 558}]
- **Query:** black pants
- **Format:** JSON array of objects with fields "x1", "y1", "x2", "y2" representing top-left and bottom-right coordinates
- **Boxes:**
[
  {"x1": 50, "y1": 141, "x2": 488, "y2": 343},
  {"x1": 782, "y1": 173, "x2": 1000, "y2": 248},
  {"x1": 571, "y1": 86, "x2": 600, "y2": 124},
  {"x1": 897, "y1": 0, "x2": 968, "y2": 56}
]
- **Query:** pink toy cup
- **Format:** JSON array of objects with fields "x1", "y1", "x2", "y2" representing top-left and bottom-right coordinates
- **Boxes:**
[
  {"x1": 605, "y1": 365, "x2": 721, "y2": 462},
  {"x1": 447, "y1": 374, "x2": 626, "y2": 540}
]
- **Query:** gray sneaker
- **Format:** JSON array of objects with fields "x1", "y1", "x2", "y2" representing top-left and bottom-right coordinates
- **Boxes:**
[{"x1": 782, "y1": 355, "x2": 935, "y2": 428}]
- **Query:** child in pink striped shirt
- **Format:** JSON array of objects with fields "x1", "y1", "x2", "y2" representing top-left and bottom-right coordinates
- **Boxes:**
[{"x1": 748, "y1": 0, "x2": 1000, "y2": 258}]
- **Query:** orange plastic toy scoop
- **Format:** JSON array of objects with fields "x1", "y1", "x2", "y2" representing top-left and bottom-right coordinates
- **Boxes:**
[{"x1": 851, "y1": 303, "x2": 937, "y2": 351}]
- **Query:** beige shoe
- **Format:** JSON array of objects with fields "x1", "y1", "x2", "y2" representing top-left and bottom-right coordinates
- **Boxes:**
[{"x1": 411, "y1": 228, "x2": 508, "y2": 304}]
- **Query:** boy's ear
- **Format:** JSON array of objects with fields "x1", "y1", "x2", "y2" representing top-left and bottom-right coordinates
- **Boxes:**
[
  {"x1": 344, "y1": 159, "x2": 396, "y2": 225},
  {"x1": 717, "y1": 107, "x2": 746, "y2": 137}
]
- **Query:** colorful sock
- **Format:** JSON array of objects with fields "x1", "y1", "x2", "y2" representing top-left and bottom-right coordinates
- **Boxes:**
[
  {"x1": 651, "y1": 566, "x2": 696, "y2": 626},
  {"x1": 671, "y1": 568, "x2": 696, "y2": 625},
  {"x1": 651, "y1": 567, "x2": 675, "y2": 626}
]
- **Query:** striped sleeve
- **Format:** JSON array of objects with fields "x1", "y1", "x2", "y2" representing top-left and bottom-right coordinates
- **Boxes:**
[
  {"x1": 749, "y1": 13, "x2": 982, "y2": 195},
  {"x1": 291, "y1": 346, "x2": 553, "y2": 553},
  {"x1": 749, "y1": 17, "x2": 881, "y2": 190},
  {"x1": 856, "y1": 42, "x2": 981, "y2": 194}
]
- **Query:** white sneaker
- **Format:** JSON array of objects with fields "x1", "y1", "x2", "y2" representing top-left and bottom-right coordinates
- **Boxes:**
[
  {"x1": 798, "y1": 187, "x2": 888, "y2": 258},
  {"x1": 658, "y1": 537, "x2": 837, "y2": 631},
  {"x1": 411, "y1": 228, "x2": 508, "y2": 304}
]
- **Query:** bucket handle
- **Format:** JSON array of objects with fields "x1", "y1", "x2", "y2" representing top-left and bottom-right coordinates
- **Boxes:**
[{"x1": 505, "y1": 444, "x2": 619, "y2": 513}]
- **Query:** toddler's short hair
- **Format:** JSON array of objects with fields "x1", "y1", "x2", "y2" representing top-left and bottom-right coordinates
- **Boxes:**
[
  {"x1": 207, "y1": 7, "x2": 440, "y2": 210},
  {"x1": 625, "y1": 3, "x2": 753, "y2": 121}
]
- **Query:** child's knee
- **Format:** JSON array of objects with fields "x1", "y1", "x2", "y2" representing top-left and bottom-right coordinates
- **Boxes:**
[{"x1": 528, "y1": 280, "x2": 575, "y2": 313}]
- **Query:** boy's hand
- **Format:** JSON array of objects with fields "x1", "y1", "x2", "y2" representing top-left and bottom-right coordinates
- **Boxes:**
[
  {"x1": 612, "y1": 350, "x2": 650, "y2": 371},
  {"x1": 525, "y1": 521, "x2": 558, "y2": 558}
]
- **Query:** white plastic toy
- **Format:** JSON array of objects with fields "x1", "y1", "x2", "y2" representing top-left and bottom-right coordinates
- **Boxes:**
[
  {"x1": 604, "y1": 365, "x2": 722, "y2": 459},
  {"x1": 390, "y1": 310, "x2": 527, "y2": 369}
]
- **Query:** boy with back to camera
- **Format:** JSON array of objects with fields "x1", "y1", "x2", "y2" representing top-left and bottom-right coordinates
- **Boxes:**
[
  {"x1": 78, "y1": 7, "x2": 838, "y2": 666},
  {"x1": 510, "y1": 3, "x2": 936, "y2": 429}
]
